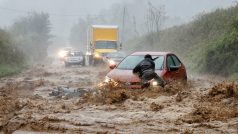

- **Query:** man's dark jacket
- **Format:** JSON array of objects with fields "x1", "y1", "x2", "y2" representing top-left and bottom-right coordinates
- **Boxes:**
[{"x1": 133, "y1": 57, "x2": 155, "y2": 77}]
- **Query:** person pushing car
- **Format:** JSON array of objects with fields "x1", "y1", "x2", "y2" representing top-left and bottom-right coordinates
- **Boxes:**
[{"x1": 133, "y1": 54, "x2": 165, "y2": 88}]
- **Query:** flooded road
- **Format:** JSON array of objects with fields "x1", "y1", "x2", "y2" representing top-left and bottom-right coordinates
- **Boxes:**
[{"x1": 0, "y1": 63, "x2": 238, "y2": 134}]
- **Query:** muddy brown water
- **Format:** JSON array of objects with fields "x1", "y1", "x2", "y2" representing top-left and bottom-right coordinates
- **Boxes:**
[{"x1": 0, "y1": 64, "x2": 238, "y2": 134}]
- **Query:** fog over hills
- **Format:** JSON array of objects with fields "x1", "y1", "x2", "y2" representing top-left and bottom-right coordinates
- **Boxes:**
[{"x1": 0, "y1": 0, "x2": 235, "y2": 43}]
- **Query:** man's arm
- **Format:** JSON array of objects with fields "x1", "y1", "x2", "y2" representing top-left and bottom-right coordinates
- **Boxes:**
[
  {"x1": 133, "y1": 63, "x2": 140, "y2": 74},
  {"x1": 152, "y1": 57, "x2": 159, "y2": 61}
]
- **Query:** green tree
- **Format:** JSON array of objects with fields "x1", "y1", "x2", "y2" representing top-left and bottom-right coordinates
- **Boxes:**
[
  {"x1": 0, "y1": 29, "x2": 24, "y2": 65},
  {"x1": 10, "y1": 12, "x2": 51, "y2": 63},
  {"x1": 0, "y1": 28, "x2": 25, "y2": 77}
]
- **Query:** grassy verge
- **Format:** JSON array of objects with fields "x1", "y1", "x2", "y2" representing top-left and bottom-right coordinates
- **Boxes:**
[{"x1": 0, "y1": 64, "x2": 22, "y2": 77}]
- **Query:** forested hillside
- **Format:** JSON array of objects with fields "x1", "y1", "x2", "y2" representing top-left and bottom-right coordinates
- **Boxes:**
[
  {"x1": 126, "y1": 4, "x2": 238, "y2": 78},
  {"x1": 0, "y1": 13, "x2": 51, "y2": 77},
  {"x1": 0, "y1": 29, "x2": 24, "y2": 76}
]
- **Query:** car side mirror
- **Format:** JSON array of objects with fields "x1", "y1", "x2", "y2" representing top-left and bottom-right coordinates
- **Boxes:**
[
  {"x1": 109, "y1": 64, "x2": 116, "y2": 70},
  {"x1": 169, "y1": 65, "x2": 179, "y2": 71}
]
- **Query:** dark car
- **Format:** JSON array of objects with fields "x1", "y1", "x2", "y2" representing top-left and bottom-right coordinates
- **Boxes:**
[
  {"x1": 103, "y1": 51, "x2": 127, "y2": 66},
  {"x1": 105, "y1": 51, "x2": 187, "y2": 88}
]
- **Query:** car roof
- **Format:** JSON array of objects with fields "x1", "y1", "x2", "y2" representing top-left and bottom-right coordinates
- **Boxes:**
[{"x1": 130, "y1": 51, "x2": 173, "y2": 56}]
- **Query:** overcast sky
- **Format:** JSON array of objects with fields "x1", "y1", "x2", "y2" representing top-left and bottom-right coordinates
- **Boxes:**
[{"x1": 0, "y1": 0, "x2": 236, "y2": 41}]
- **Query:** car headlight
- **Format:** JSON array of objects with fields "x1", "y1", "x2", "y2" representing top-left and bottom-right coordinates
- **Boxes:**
[
  {"x1": 104, "y1": 76, "x2": 111, "y2": 83},
  {"x1": 86, "y1": 52, "x2": 92, "y2": 55},
  {"x1": 152, "y1": 81, "x2": 158, "y2": 86},
  {"x1": 104, "y1": 76, "x2": 119, "y2": 86},
  {"x1": 108, "y1": 60, "x2": 116, "y2": 65},
  {"x1": 58, "y1": 50, "x2": 67, "y2": 58},
  {"x1": 94, "y1": 53, "x2": 101, "y2": 58}
]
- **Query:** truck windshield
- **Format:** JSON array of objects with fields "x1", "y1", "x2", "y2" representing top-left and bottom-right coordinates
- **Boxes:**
[{"x1": 95, "y1": 41, "x2": 117, "y2": 49}]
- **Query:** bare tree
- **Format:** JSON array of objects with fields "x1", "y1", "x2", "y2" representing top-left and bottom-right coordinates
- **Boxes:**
[
  {"x1": 145, "y1": 2, "x2": 165, "y2": 43},
  {"x1": 133, "y1": 15, "x2": 139, "y2": 37}
]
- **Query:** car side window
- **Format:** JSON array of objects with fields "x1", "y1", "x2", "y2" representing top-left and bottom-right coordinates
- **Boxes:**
[
  {"x1": 153, "y1": 56, "x2": 164, "y2": 70},
  {"x1": 167, "y1": 56, "x2": 175, "y2": 67},
  {"x1": 172, "y1": 55, "x2": 181, "y2": 66}
]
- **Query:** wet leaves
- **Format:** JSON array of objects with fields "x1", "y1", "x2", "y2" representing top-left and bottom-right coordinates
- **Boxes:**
[
  {"x1": 182, "y1": 81, "x2": 238, "y2": 123},
  {"x1": 150, "y1": 102, "x2": 164, "y2": 111},
  {"x1": 208, "y1": 81, "x2": 238, "y2": 98}
]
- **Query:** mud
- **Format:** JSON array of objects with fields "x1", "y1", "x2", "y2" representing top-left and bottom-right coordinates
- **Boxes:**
[
  {"x1": 0, "y1": 63, "x2": 238, "y2": 134},
  {"x1": 182, "y1": 81, "x2": 238, "y2": 124}
]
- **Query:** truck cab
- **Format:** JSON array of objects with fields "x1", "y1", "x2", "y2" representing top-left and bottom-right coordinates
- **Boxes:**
[{"x1": 89, "y1": 25, "x2": 120, "y2": 64}]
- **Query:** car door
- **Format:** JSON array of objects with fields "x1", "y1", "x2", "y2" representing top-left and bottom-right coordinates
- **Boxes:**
[
  {"x1": 171, "y1": 55, "x2": 186, "y2": 80},
  {"x1": 164, "y1": 55, "x2": 177, "y2": 80}
]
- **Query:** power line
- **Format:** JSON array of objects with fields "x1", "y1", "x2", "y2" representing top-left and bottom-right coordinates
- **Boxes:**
[{"x1": 0, "y1": 6, "x2": 97, "y2": 17}]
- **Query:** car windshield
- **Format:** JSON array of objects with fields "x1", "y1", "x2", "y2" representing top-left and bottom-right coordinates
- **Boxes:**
[
  {"x1": 117, "y1": 55, "x2": 164, "y2": 70},
  {"x1": 73, "y1": 52, "x2": 83, "y2": 56},
  {"x1": 106, "y1": 52, "x2": 126, "y2": 58},
  {"x1": 67, "y1": 52, "x2": 83, "y2": 57},
  {"x1": 95, "y1": 41, "x2": 117, "y2": 49}
]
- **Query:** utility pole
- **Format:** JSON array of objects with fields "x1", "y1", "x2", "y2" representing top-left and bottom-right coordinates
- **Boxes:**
[
  {"x1": 121, "y1": 6, "x2": 126, "y2": 46},
  {"x1": 85, "y1": 27, "x2": 90, "y2": 66},
  {"x1": 133, "y1": 15, "x2": 139, "y2": 37}
]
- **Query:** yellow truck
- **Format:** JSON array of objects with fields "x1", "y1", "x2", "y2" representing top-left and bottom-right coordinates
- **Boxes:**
[{"x1": 88, "y1": 25, "x2": 121, "y2": 65}]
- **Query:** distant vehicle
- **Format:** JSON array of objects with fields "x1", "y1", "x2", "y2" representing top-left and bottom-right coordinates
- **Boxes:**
[
  {"x1": 104, "y1": 52, "x2": 187, "y2": 89},
  {"x1": 64, "y1": 51, "x2": 85, "y2": 67},
  {"x1": 58, "y1": 47, "x2": 73, "y2": 60},
  {"x1": 87, "y1": 25, "x2": 122, "y2": 65},
  {"x1": 103, "y1": 51, "x2": 127, "y2": 66}
]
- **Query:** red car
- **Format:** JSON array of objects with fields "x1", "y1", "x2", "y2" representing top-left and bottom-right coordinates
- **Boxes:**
[{"x1": 105, "y1": 52, "x2": 187, "y2": 88}]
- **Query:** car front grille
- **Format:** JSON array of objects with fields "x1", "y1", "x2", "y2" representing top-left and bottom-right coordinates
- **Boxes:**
[{"x1": 129, "y1": 82, "x2": 141, "y2": 86}]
